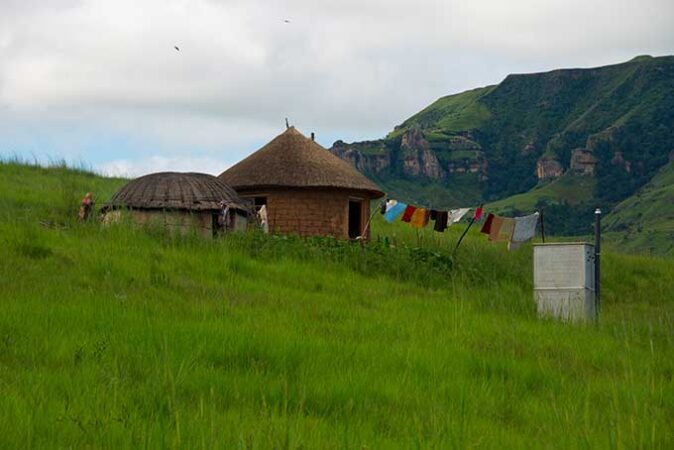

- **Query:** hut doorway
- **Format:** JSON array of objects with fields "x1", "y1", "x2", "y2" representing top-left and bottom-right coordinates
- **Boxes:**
[
  {"x1": 254, "y1": 196, "x2": 267, "y2": 210},
  {"x1": 348, "y1": 199, "x2": 363, "y2": 239},
  {"x1": 212, "y1": 213, "x2": 220, "y2": 236}
]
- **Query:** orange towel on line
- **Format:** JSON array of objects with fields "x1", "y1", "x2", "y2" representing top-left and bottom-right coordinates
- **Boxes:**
[
  {"x1": 410, "y1": 208, "x2": 429, "y2": 228},
  {"x1": 488, "y1": 216, "x2": 515, "y2": 242}
]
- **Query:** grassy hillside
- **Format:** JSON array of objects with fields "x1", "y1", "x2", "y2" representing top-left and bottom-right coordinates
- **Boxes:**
[
  {"x1": 0, "y1": 162, "x2": 673, "y2": 448},
  {"x1": 487, "y1": 174, "x2": 595, "y2": 211},
  {"x1": 369, "y1": 172, "x2": 483, "y2": 210},
  {"x1": 604, "y1": 161, "x2": 674, "y2": 256},
  {"x1": 389, "y1": 86, "x2": 495, "y2": 137},
  {"x1": 0, "y1": 159, "x2": 127, "y2": 222},
  {"x1": 483, "y1": 175, "x2": 598, "y2": 237}
]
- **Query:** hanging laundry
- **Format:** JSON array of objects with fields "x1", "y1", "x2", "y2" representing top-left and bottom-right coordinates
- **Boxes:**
[
  {"x1": 480, "y1": 213, "x2": 495, "y2": 234},
  {"x1": 449, "y1": 208, "x2": 470, "y2": 223},
  {"x1": 433, "y1": 210, "x2": 448, "y2": 232},
  {"x1": 410, "y1": 208, "x2": 429, "y2": 228},
  {"x1": 487, "y1": 216, "x2": 503, "y2": 240},
  {"x1": 258, "y1": 205, "x2": 269, "y2": 233},
  {"x1": 508, "y1": 212, "x2": 540, "y2": 250},
  {"x1": 430, "y1": 210, "x2": 438, "y2": 221},
  {"x1": 489, "y1": 216, "x2": 515, "y2": 242},
  {"x1": 500, "y1": 218, "x2": 516, "y2": 241},
  {"x1": 384, "y1": 201, "x2": 407, "y2": 222},
  {"x1": 473, "y1": 206, "x2": 484, "y2": 221},
  {"x1": 401, "y1": 205, "x2": 417, "y2": 223}
]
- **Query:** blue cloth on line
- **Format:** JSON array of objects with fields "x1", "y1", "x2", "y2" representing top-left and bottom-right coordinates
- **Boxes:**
[{"x1": 384, "y1": 202, "x2": 407, "y2": 222}]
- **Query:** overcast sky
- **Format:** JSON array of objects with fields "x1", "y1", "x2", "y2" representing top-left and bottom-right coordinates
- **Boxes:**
[{"x1": 1, "y1": 0, "x2": 672, "y2": 176}]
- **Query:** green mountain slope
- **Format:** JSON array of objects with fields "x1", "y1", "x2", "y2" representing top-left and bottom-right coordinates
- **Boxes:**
[
  {"x1": 1, "y1": 162, "x2": 674, "y2": 447},
  {"x1": 487, "y1": 174, "x2": 595, "y2": 211},
  {"x1": 329, "y1": 55, "x2": 674, "y2": 251},
  {"x1": 478, "y1": 55, "x2": 674, "y2": 200},
  {"x1": 604, "y1": 161, "x2": 674, "y2": 256},
  {"x1": 388, "y1": 86, "x2": 495, "y2": 136}
]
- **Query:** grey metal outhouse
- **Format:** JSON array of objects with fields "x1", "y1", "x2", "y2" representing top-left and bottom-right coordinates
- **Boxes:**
[{"x1": 533, "y1": 243, "x2": 597, "y2": 322}]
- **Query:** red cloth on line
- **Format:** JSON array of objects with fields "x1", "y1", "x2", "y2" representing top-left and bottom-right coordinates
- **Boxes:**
[
  {"x1": 480, "y1": 213, "x2": 494, "y2": 234},
  {"x1": 473, "y1": 207, "x2": 483, "y2": 221},
  {"x1": 401, "y1": 205, "x2": 417, "y2": 222}
]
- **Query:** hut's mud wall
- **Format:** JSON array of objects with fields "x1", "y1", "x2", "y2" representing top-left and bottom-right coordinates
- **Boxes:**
[
  {"x1": 105, "y1": 210, "x2": 215, "y2": 237},
  {"x1": 135, "y1": 210, "x2": 214, "y2": 237},
  {"x1": 242, "y1": 188, "x2": 371, "y2": 239}
]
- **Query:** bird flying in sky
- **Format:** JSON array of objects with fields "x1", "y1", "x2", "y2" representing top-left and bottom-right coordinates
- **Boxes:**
[
  {"x1": 283, "y1": 19, "x2": 290, "y2": 23},
  {"x1": 174, "y1": 45, "x2": 180, "y2": 51}
]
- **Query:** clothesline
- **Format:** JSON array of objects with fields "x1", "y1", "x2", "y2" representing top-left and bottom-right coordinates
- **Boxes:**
[
  {"x1": 382, "y1": 199, "x2": 475, "y2": 230},
  {"x1": 380, "y1": 197, "x2": 541, "y2": 252}
]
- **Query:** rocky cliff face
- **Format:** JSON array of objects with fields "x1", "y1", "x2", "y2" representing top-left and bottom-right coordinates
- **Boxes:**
[
  {"x1": 399, "y1": 129, "x2": 444, "y2": 179},
  {"x1": 569, "y1": 149, "x2": 598, "y2": 176},
  {"x1": 536, "y1": 156, "x2": 564, "y2": 179},
  {"x1": 330, "y1": 140, "x2": 391, "y2": 173},
  {"x1": 329, "y1": 128, "x2": 488, "y2": 183}
]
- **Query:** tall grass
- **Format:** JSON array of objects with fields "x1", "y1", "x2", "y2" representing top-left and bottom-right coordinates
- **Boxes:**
[{"x1": 0, "y1": 162, "x2": 672, "y2": 448}]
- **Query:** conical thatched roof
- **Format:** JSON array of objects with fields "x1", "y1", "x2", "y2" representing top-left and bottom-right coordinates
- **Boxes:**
[
  {"x1": 103, "y1": 172, "x2": 250, "y2": 212},
  {"x1": 219, "y1": 127, "x2": 385, "y2": 197}
]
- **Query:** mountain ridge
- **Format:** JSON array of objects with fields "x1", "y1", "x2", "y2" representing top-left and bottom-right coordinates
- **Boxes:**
[{"x1": 329, "y1": 55, "x2": 674, "y2": 251}]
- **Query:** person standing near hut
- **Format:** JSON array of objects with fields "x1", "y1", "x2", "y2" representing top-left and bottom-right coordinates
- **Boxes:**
[
  {"x1": 217, "y1": 200, "x2": 231, "y2": 233},
  {"x1": 78, "y1": 192, "x2": 94, "y2": 221}
]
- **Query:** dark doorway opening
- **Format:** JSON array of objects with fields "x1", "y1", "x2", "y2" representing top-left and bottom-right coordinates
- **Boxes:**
[
  {"x1": 254, "y1": 196, "x2": 267, "y2": 208},
  {"x1": 348, "y1": 200, "x2": 362, "y2": 239},
  {"x1": 212, "y1": 213, "x2": 221, "y2": 237}
]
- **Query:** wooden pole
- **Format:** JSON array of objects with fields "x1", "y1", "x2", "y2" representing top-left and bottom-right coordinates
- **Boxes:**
[
  {"x1": 360, "y1": 201, "x2": 382, "y2": 241},
  {"x1": 453, "y1": 218, "x2": 475, "y2": 256},
  {"x1": 453, "y1": 205, "x2": 482, "y2": 256},
  {"x1": 539, "y1": 209, "x2": 546, "y2": 243},
  {"x1": 594, "y1": 208, "x2": 601, "y2": 315}
]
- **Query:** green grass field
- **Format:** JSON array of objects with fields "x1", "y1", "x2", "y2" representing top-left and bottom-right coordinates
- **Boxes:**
[{"x1": 0, "y1": 161, "x2": 672, "y2": 448}]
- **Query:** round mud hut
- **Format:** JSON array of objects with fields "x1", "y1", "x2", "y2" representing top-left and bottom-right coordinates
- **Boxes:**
[
  {"x1": 102, "y1": 172, "x2": 252, "y2": 237},
  {"x1": 219, "y1": 127, "x2": 385, "y2": 239}
]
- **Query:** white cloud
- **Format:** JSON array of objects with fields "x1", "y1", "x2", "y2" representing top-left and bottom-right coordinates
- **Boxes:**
[
  {"x1": 0, "y1": 0, "x2": 672, "y2": 173},
  {"x1": 98, "y1": 155, "x2": 229, "y2": 178}
]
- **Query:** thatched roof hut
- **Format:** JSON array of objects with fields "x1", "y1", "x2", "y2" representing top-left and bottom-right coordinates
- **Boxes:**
[
  {"x1": 219, "y1": 127, "x2": 385, "y2": 239},
  {"x1": 105, "y1": 172, "x2": 249, "y2": 211},
  {"x1": 221, "y1": 127, "x2": 384, "y2": 196},
  {"x1": 103, "y1": 172, "x2": 251, "y2": 236}
]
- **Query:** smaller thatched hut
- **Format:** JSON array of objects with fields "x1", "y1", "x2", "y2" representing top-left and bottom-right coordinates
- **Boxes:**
[{"x1": 102, "y1": 172, "x2": 251, "y2": 237}]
